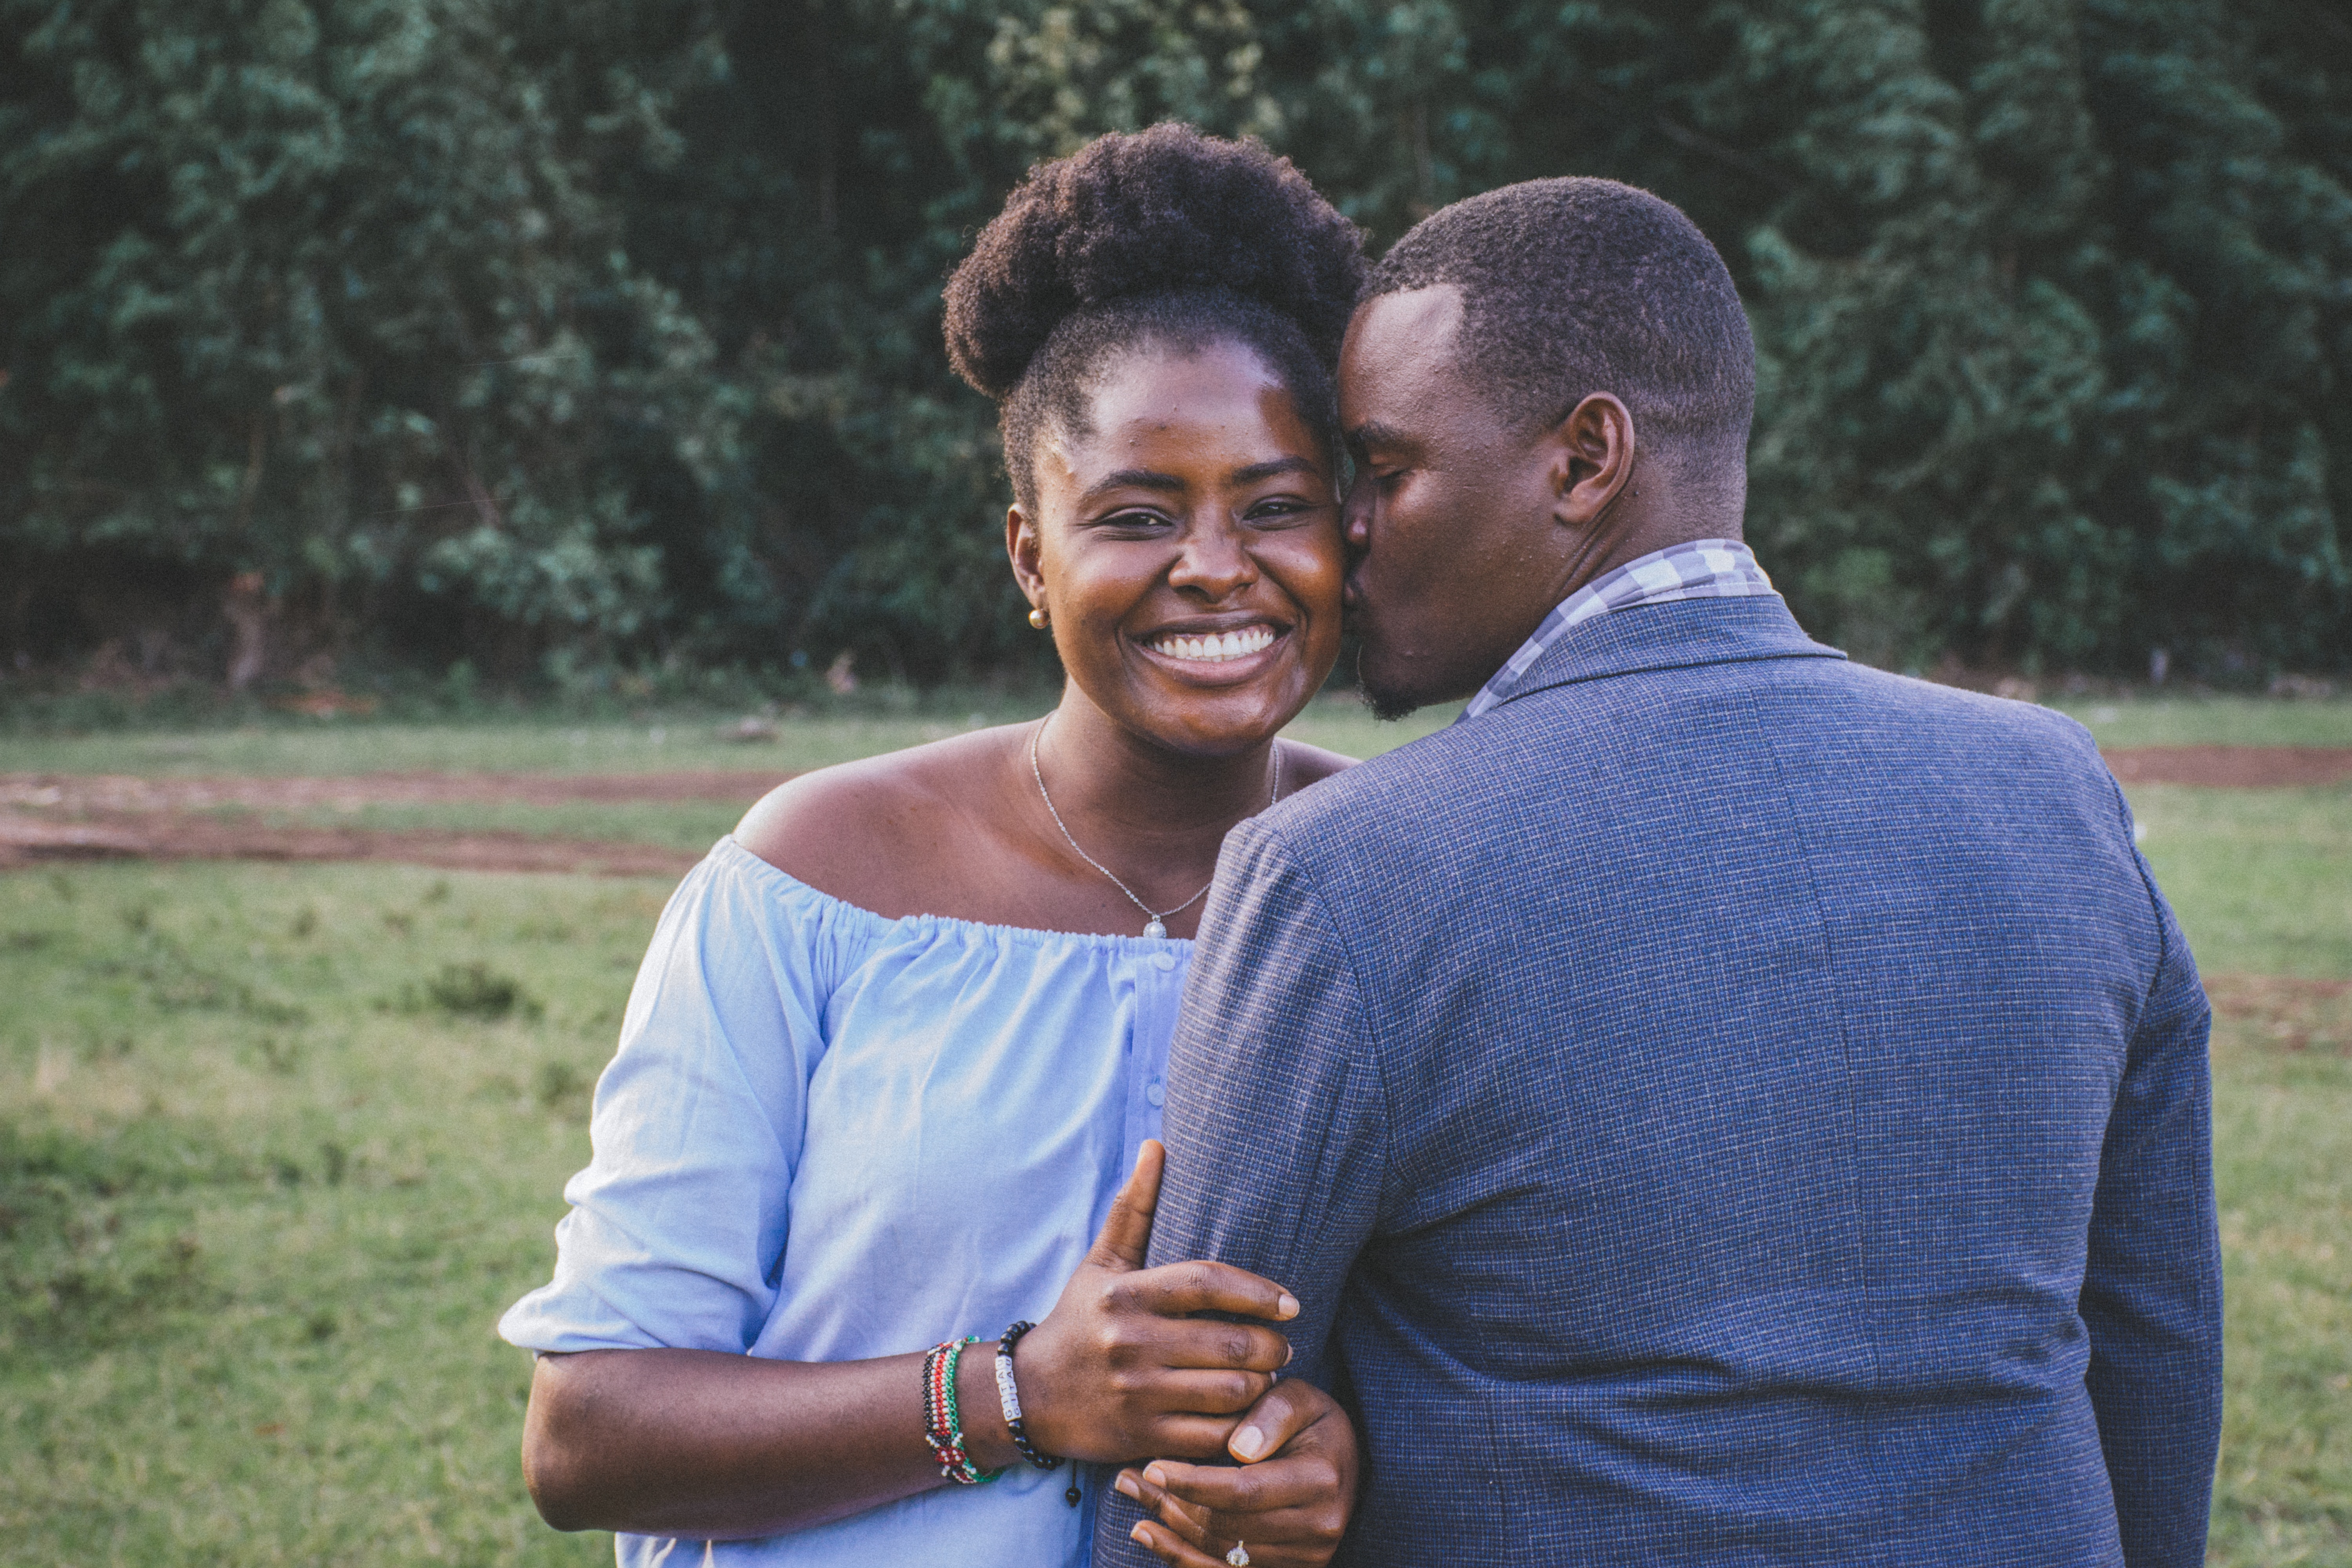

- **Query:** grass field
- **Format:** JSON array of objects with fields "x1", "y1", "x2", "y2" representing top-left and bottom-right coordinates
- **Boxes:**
[
  {"x1": 0, "y1": 690, "x2": 1459, "y2": 778},
  {"x1": 6, "y1": 686, "x2": 2344, "y2": 777},
  {"x1": 2, "y1": 693, "x2": 2346, "y2": 1563}
]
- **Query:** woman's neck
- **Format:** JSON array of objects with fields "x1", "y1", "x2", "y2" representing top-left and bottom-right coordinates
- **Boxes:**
[{"x1": 1027, "y1": 688, "x2": 1281, "y2": 899}]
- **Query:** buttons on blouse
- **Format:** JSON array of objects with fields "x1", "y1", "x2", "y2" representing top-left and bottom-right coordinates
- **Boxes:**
[
  {"x1": 1145, "y1": 1078, "x2": 1166, "y2": 1108},
  {"x1": 1151, "y1": 952, "x2": 1176, "y2": 972}
]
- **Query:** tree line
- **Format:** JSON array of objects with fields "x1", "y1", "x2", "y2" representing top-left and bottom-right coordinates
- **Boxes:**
[{"x1": 2, "y1": 0, "x2": 2347, "y2": 691}]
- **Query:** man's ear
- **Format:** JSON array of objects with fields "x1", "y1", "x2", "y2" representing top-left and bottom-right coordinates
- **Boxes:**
[
  {"x1": 1547, "y1": 393, "x2": 1637, "y2": 528},
  {"x1": 1006, "y1": 504, "x2": 1046, "y2": 613}
]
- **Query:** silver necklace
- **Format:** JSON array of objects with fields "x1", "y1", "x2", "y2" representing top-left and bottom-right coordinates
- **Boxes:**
[{"x1": 1028, "y1": 716, "x2": 1282, "y2": 939}]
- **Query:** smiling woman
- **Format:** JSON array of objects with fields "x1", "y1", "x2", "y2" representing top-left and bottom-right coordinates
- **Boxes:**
[
  {"x1": 1007, "y1": 340, "x2": 1345, "y2": 802},
  {"x1": 497, "y1": 126, "x2": 1369, "y2": 1568}
]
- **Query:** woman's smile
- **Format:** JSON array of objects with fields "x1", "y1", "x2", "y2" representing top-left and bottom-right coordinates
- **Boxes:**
[{"x1": 1137, "y1": 619, "x2": 1287, "y2": 678}]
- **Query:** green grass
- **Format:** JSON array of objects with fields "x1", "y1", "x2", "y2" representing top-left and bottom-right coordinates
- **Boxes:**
[
  {"x1": 2208, "y1": 996, "x2": 2352, "y2": 1565},
  {"x1": 2051, "y1": 694, "x2": 2352, "y2": 749},
  {"x1": 201, "y1": 800, "x2": 758, "y2": 856},
  {"x1": 2132, "y1": 784, "x2": 2352, "y2": 979},
  {"x1": 1, "y1": 698, "x2": 2345, "y2": 1563},
  {"x1": 0, "y1": 700, "x2": 1461, "y2": 856},
  {"x1": 1, "y1": 713, "x2": 1037, "y2": 778},
  {"x1": 0, "y1": 699, "x2": 1462, "y2": 860},
  {"x1": 0, "y1": 695, "x2": 1459, "y2": 779},
  {"x1": 0, "y1": 862, "x2": 642, "y2": 1563},
  {"x1": 4, "y1": 687, "x2": 2343, "y2": 780}
]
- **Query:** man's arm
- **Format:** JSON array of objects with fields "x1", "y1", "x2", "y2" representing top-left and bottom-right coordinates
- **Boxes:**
[
  {"x1": 2081, "y1": 855, "x2": 2223, "y2": 1568},
  {"x1": 1096, "y1": 817, "x2": 1391, "y2": 1564}
]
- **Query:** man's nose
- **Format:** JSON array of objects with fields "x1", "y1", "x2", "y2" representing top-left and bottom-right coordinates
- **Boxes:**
[
  {"x1": 1168, "y1": 519, "x2": 1259, "y2": 597},
  {"x1": 1342, "y1": 473, "x2": 1374, "y2": 549}
]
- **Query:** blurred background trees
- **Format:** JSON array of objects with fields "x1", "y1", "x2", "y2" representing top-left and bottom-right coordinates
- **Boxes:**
[{"x1": 3, "y1": 0, "x2": 2347, "y2": 693}]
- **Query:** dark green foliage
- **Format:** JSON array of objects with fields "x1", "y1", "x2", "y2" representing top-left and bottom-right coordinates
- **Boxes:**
[
  {"x1": 1734, "y1": 0, "x2": 2352, "y2": 672},
  {"x1": 0, "y1": 0, "x2": 735, "y2": 675},
  {"x1": 3, "y1": 0, "x2": 2346, "y2": 680}
]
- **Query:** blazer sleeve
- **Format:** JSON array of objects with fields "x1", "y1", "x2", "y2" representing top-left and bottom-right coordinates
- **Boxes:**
[
  {"x1": 1094, "y1": 815, "x2": 1391, "y2": 1564},
  {"x1": 2080, "y1": 841, "x2": 2223, "y2": 1568}
]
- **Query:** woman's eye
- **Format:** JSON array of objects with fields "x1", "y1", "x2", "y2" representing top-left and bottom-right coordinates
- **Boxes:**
[{"x1": 1099, "y1": 510, "x2": 1171, "y2": 531}]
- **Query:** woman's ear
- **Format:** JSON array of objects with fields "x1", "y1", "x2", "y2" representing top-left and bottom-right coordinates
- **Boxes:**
[
  {"x1": 1548, "y1": 393, "x2": 1637, "y2": 527},
  {"x1": 1006, "y1": 503, "x2": 1047, "y2": 614}
]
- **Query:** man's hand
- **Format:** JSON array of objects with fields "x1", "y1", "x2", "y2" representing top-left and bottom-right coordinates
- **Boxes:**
[{"x1": 1117, "y1": 1377, "x2": 1359, "y2": 1568}]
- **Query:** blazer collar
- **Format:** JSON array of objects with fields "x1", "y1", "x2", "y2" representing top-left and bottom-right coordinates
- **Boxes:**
[{"x1": 1481, "y1": 595, "x2": 1846, "y2": 712}]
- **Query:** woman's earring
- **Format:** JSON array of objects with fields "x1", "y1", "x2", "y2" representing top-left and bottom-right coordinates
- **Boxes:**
[{"x1": 1028, "y1": 606, "x2": 1049, "y2": 630}]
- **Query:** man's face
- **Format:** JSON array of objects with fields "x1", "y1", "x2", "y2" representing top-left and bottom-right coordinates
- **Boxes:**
[{"x1": 1338, "y1": 286, "x2": 1572, "y2": 718}]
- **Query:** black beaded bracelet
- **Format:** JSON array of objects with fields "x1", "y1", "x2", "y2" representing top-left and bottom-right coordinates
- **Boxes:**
[{"x1": 993, "y1": 1320, "x2": 1064, "y2": 1472}]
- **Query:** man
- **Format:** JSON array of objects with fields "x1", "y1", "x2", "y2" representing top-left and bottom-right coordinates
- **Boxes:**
[{"x1": 1100, "y1": 178, "x2": 2221, "y2": 1566}]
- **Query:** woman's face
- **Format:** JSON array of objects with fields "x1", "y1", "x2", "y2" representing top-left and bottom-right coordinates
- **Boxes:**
[{"x1": 1010, "y1": 338, "x2": 1344, "y2": 758}]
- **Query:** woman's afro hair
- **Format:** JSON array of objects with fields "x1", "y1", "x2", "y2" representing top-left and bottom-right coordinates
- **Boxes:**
[{"x1": 944, "y1": 123, "x2": 1364, "y2": 405}]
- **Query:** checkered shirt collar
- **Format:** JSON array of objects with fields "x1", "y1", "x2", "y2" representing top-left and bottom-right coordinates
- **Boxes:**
[{"x1": 1459, "y1": 539, "x2": 1778, "y2": 720}]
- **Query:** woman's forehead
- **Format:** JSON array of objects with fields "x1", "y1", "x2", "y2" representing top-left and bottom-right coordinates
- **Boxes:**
[
  {"x1": 1054, "y1": 346, "x2": 1319, "y2": 471},
  {"x1": 1090, "y1": 340, "x2": 1292, "y2": 424}
]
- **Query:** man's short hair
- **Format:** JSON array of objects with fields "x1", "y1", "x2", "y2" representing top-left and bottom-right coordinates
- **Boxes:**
[{"x1": 1365, "y1": 178, "x2": 1755, "y2": 475}]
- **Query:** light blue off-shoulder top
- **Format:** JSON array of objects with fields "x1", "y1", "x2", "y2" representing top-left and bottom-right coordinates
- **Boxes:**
[{"x1": 500, "y1": 835, "x2": 1191, "y2": 1567}]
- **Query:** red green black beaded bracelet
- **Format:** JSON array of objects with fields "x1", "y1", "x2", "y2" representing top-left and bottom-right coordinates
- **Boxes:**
[{"x1": 920, "y1": 1336, "x2": 1002, "y2": 1486}]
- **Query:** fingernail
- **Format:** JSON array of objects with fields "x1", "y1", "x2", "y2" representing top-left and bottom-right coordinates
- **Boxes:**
[
  {"x1": 1277, "y1": 1293, "x2": 1301, "y2": 1319},
  {"x1": 1143, "y1": 1463, "x2": 1170, "y2": 1488},
  {"x1": 1130, "y1": 1523, "x2": 1153, "y2": 1546},
  {"x1": 1284, "y1": 1341, "x2": 1295, "y2": 1366},
  {"x1": 1231, "y1": 1424, "x2": 1266, "y2": 1461},
  {"x1": 1114, "y1": 1472, "x2": 1142, "y2": 1500}
]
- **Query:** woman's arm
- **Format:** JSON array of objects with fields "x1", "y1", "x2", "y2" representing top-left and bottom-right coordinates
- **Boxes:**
[
  {"x1": 522, "y1": 1143, "x2": 1302, "y2": 1538},
  {"x1": 524, "y1": 1345, "x2": 944, "y2": 1538}
]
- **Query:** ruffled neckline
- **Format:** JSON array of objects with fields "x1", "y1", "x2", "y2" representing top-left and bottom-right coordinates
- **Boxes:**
[{"x1": 712, "y1": 835, "x2": 1195, "y2": 954}]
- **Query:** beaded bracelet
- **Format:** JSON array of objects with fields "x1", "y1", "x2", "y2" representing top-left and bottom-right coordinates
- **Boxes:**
[
  {"x1": 993, "y1": 1321, "x2": 1063, "y2": 1472},
  {"x1": 920, "y1": 1336, "x2": 1002, "y2": 1486}
]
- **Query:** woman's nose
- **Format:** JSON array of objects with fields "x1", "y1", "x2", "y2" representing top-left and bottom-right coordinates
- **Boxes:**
[{"x1": 1167, "y1": 519, "x2": 1259, "y2": 598}]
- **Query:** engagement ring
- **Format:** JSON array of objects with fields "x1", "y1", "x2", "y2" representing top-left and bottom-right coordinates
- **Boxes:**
[{"x1": 1226, "y1": 1546, "x2": 1250, "y2": 1567}]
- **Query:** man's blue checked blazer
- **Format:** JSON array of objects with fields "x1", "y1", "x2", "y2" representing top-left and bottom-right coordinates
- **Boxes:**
[{"x1": 1097, "y1": 595, "x2": 2221, "y2": 1568}]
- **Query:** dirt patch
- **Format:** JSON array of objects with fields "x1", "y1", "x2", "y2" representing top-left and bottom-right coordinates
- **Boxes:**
[
  {"x1": 0, "y1": 810, "x2": 697, "y2": 877},
  {"x1": 2102, "y1": 747, "x2": 2352, "y2": 788},
  {"x1": 0, "y1": 770, "x2": 784, "y2": 876},
  {"x1": 0, "y1": 746, "x2": 2341, "y2": 877},
  {"x1": 2206, "y1": 973, "x2": 2352, "y2": 1056},
  {"x1": 0, "y1": 769, "x2": 786, "y2": 814}
]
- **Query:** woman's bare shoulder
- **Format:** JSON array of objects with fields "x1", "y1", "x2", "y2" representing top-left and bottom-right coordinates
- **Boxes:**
[{"x1": 733, "y1": 727, "x2": 1025, "y2": 912}]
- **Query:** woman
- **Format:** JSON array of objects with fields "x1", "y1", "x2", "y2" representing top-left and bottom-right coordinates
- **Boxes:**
[{"x1": 500, "y1": 126, "x2": 1367, "y2": 1567}]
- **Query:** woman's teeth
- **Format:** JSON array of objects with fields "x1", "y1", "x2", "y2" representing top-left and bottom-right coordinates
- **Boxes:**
[{"x1": 1148, "y1": 625, "x2": 1277, "y2": 663}]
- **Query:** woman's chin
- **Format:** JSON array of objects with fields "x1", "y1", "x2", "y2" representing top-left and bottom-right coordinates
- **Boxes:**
[
  {"x1": 1115, "y1": 672, "x2": 1310, "y2": 759},
  {"x1": 1176, "y1": 691, "x2": 1326, "y2": 762}
]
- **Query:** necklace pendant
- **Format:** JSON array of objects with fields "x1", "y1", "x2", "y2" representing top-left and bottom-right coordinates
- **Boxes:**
[{"x1": 1142, "y1": 917, "x2": 1168, "y2": 940}]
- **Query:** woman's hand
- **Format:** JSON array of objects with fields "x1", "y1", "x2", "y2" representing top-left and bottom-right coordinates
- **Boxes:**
[
  {"x1": 1117, "y1": 1377, "x2": 1359, "y2": 1568},
  {"x1": 983, "y1": 1141, "x2": 1301, "y2": 1467}
]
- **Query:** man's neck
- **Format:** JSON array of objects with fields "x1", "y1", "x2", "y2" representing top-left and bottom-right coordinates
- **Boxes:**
[
  {"x1": 1545, "y1": 466, "x2": 1746, "y2": 610},
  {"x1": 1455, "y1": 534, "x2": 1773, "y2": 720}
]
